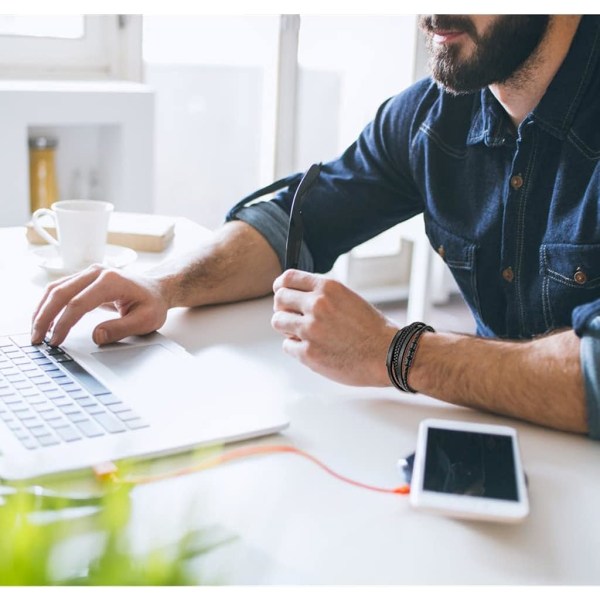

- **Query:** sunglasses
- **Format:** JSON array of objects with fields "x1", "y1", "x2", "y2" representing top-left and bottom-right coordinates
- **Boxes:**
[{"x1": 284, "y1": 163, "x2": 321, "y2": 270}]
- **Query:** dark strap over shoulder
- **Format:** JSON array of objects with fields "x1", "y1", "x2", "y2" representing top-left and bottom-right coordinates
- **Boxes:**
[{"x1": 225, "y1": 171, "x2": 303, "y2": 221}]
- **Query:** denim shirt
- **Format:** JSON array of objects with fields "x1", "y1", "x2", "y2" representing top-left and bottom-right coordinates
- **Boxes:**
[{"x1": 228, "y1": 16, "x2": 600, "y2": 438}]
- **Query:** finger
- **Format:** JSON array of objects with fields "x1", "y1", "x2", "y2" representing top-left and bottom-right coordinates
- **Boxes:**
[
  {"x1": 31, "y1": 265, "x2": 105, "y2": 343},
  {"x1": 93, "y1": 305, "x2": 165, "y2": 346},
  {"x1": 272, "y1": 286, "x2": 311, "y2": 314},
  {"x1": 32, "y1": 273, "x2": 73, "y2": 321},
  {"x1": 273, "y1": 269, "x2": 321, "y2": 293},
  {"x1": 281, "y1": 336, "x2": 306, "y2": 360},
  {"x1": 271, "y1": 310, "x2": 305, "y2": 339},
  {"x1": 31, "y1": 269, "x2": 86, "y2": 333},
  {"x1": 47, "y1": 276, "x2": 128, "y2": 345}
]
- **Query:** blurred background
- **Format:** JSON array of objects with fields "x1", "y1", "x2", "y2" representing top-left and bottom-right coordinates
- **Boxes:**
[{"x1": 0, "y1": 13, "x2": 466, "y2": 321}]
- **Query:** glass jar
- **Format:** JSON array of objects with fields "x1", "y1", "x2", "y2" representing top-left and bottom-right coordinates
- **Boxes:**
[{"x1": 29, "y1": 136, "x2": 59, "y2": 213}]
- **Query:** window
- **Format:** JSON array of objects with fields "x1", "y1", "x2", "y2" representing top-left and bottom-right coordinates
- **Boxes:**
[
  {"x1": 0, "y1": 15, "x2": 141, "y2": 80},
  {"x1": 0, "y1": 15, "x2": 84, "y2": 38}
]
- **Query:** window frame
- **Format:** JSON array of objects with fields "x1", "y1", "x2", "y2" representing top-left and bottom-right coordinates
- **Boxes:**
[{"x1": 0, "y1": 15, "x2": 142, "y2": 81}]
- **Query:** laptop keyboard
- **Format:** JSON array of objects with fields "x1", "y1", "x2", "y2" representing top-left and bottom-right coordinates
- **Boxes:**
[{"x1": 0, "y1": 335, "x2": 148, "y2": 450}]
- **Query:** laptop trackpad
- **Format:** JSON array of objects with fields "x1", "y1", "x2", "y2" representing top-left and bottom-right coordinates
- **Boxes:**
[{"x1": 91, "y1": 344, "x2": 183, "y2": 384}]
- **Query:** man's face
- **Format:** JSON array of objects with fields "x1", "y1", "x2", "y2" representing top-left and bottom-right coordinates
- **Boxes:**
[{"x1": 418, "y1": 15, "x2": 550, "y2": 94}]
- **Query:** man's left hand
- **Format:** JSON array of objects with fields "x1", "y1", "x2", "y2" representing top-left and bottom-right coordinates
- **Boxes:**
[{"x1": 271, "y1": 269, "x2": 397, "y2": 386}]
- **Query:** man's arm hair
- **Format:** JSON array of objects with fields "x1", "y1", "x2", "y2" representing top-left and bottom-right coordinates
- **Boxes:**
[
  {"x1": 409, "y1": 328, "x2": 586, "y2": 434},
  {"x1": 154, "y1": 220, "x2": 282, "y2": 309}
]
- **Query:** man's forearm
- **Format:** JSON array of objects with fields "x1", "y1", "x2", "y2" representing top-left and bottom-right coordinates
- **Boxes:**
[
  {"x1": 152, "y1": 221, "x2": 282, "y2": 309},
  {"x1": 408, "y1": 329, "x2": 587, "y2": 434}
]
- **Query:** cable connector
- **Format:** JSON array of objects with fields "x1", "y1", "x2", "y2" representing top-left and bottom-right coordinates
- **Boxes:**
[{"x1": 93, "y1": 461, "x2": 119, "y2": 483}]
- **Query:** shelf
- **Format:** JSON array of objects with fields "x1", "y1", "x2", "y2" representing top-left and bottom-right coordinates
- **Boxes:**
[{"x1": 0, "y1": 80, "x2": 155, "y2": 226}]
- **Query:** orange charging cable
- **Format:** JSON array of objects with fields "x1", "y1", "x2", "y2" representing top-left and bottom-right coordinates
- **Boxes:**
[{"x1": 94, "y1": 445, "x2": 410, "y2": 495}]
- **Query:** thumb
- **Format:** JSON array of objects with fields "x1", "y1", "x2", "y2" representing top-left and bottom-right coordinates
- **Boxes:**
[{"x1": 92, "y1": 307, "x2": 164, "y2": 345}]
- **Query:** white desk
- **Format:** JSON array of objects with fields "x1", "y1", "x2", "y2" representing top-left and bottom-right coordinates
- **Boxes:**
[{"x1": 2, "y1": 221, "x2": 600, "y2": 585}]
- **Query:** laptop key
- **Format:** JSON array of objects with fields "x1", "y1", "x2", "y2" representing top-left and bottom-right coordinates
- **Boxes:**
[
  {"x1": 29, "y1": 425, "x2": 51, "y2": 437},
  {"x1": 32, "y1": 357, "x2": 52, "y2": 366},
  {"x1": 13, "y1": 406, "x2": 34, "y2": 418},
  {"x1": 74, "y1": 396, "x2": 98, "y2": 408},
  {"x1": 45, "y1": 417, "x2": 69, "y2": 430},
  {"x1": 20, "y1": 389, "x2": 43, "y2": 398},
  {"x1": 115, "y1": 409, "x2": 141, "y2": 422},
  {"x1": 39, "y1": 409, "x2": 62, "y2": 421},
  {"x1": 58, "y1": 360, "x2": 110, "y2": 396},
  {"x1": 54, "y1": 354, "x2": 74, "y2": 363},
  {"x1": 13, "y1": 381, "x2": 33, "y2": 391},
  {"x1": 75, "y1": 419, "x2": 105, "y2": 438},
  {"x1": 93, "y1": 412, "x2": 127, "y2": 434},
  {"x1": 39, "y1": 383, "x2": 58, "y2": 392},
  {"x1": 52, "y1": 397, "x2": 76, "y2": 408},
  {"x1": 61, "y1": 404, "x2": 83, "y2": 415},
  {"x1": 4, "y1": 397, "x2": 25, "y2": 407},
  {"x1": 11, "y1": 427, "x2": 31, "y2": 440},
  {"x1": 37, "y1": 433, "x2": 60, "y2": 447},
  {"x1": 67, "y1": 411, "x2": 89, "y2": 423},
  {"x1": 21, "y1": 416, "x2": 45, "y2": 429},
  {"x1": 53, "y1": 425, "x2": 82, "y2": 443},
  {"x1": 61, "y1": 383, "x2": 81, "y2": 393},
  {"x1": 97, "y1": 394, "x2": 122, "y2": 406},
  {"x1": 20, "y1": 437, "x2": 38, "y2": 450},
  {"x1": 125, "y1": 418, "x2": 150, "y2": 430}
]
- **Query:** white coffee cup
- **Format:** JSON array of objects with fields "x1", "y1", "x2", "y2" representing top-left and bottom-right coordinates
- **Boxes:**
[{"x1": 32, "y1": 200, "x2": 114, "y2": 272}]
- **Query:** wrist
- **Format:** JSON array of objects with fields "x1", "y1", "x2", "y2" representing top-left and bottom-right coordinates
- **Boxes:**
[
  {"x1": 405, "y1": 330, "x2": 435, "y2": 393},
  {"x1": 154, "y1": 273, "x2": 178, "y2": 309},
  {"x1": 386, "y1": 323, "x2": 435, "y2": 393}
]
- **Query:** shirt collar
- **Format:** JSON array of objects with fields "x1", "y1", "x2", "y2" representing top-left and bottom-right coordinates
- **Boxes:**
[
  {"x1": 466, "y1": 89, "x2": 512, "y2": 147},
  {"x1": 467, "y1": 15, "x2": 600, "y2": 146}
]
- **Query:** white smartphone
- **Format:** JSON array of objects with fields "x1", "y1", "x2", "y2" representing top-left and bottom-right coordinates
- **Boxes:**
[{"x1": 409, "y1": 418, "x2": 529, "y2": 523}]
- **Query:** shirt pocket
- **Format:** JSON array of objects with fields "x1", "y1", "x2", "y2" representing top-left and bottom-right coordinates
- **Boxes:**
[
  {"x1": 540, "y1": 243, "x2": 600, "y2": 331},
  {"x1": 425, "y1": 217, "x2": 482, "y2": 321}
]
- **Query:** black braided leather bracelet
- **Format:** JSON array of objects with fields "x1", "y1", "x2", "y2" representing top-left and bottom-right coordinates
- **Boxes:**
[{"x1": 386, "y1": 322, "x2": 434, "y2": 393}]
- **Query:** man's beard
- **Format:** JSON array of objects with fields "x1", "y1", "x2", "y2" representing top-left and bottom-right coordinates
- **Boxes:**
[{"x1": 418, "y1": 15, "x2": 550, "y2": 94}]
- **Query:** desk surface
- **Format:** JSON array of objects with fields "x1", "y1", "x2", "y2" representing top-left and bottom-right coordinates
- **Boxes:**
[{"x1": 2, "y1": 221, "x2": 600, "y2": 585}]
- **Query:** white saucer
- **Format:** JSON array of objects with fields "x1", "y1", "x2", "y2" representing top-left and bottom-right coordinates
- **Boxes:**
[{"x1": 33, "y1": 244, "x2": 138, "y2": 276}]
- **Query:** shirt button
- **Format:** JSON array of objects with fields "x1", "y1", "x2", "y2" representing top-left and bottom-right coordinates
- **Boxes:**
[
  {"x1": 502, "y1": 267, "x2": 514, "y2": 283},
  {"x1": 574, "y1": 268, "x2": 588, "y2": 285},
  {"x1": 510, "y1": 174, "x2": 524, "y2": 190}
]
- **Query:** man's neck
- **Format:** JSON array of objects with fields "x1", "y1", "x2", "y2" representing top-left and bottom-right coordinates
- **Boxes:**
[{"x1": 488, "y1": 15, "x2": 582, "y2": 128}]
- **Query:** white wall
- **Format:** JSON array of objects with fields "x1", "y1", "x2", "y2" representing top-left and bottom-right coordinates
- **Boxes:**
[
  {"x1": 297, "y1": 15, "x2": 418, "y2": 158},
  {"x1": 143, "y1": 15, "x2": 419, "y2": 231},
  {"x1": 145, "y1": 64, "x2": 263, "y2": 229},
  {"x1": 143, "y1": 15, "x2": 281, "y2": 228}
]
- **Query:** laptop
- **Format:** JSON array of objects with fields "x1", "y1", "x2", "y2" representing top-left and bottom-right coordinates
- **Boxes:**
[{"x1": 0, "y1": 311, "x2": 289, "y2": 481}]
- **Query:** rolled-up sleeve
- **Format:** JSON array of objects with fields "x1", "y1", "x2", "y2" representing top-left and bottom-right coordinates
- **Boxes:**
[
  {"x1": 573, "y1": 300, "x2": 600, "y2": 440},
  {"x1": 233, "y1": 202, "x2": 314, "y2": 272},
  {"x1": 226, "y1": 85, "x2": 429, "y2": 274}
]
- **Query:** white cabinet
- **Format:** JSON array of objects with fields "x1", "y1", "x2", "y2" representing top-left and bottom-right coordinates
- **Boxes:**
[{"x1": 0, "y1": 80, "x2": 154, "y2": 226}]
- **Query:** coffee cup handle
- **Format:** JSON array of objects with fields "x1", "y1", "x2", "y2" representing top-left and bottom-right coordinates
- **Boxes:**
[{"x1": 31, "y1": 208, "x2": 59, "y2": 247}]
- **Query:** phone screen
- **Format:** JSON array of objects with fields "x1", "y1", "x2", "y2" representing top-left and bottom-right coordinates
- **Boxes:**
[{"x1": 423, "y1": 428, "x2": 519, "y2": 501}]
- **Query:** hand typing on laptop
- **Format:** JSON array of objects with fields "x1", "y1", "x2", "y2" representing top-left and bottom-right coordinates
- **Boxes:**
[
  {"x1": 31, "y1": 221, "x2": 281, "y2": 348},
  {"x1": 31, "y1": 267, "x2": 169, "y2": 347}
]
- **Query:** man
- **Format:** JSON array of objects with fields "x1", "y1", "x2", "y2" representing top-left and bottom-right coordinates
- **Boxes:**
[{"x1": 31, "y1": 15, "x2": 600, "y2": 438}]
